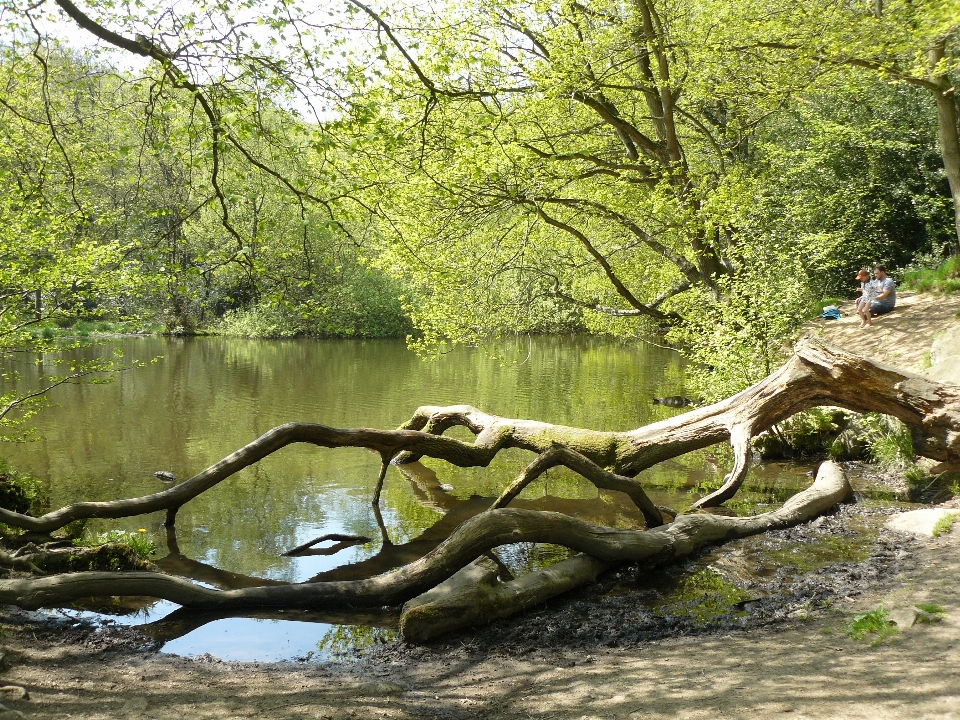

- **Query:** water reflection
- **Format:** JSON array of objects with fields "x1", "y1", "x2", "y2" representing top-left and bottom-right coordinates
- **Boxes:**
[{"x1": 0, "y1": 336, "x2": 835, "y2": 659}]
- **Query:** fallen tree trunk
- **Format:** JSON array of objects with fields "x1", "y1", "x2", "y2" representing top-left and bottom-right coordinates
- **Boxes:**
[
  {"x1": 0, "y1": 338, "x2": 954, "y2": 537},
  {"x1": 399, "y1": 554, "x2": 611, "y2": 643},
  {"x1": 0, "y1": 461, "x2": 851, "y2": 613},
  {"x1": 398, "y1": 460, "x2": 852, "y2": 641},
  {"x1": 0, "y1": 339, "x2": 952, "y2": 639}
]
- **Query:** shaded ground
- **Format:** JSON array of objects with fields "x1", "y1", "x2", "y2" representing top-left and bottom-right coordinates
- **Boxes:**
[{"x1": 0, "y1": 525, "x2": 958, "y2": 719}]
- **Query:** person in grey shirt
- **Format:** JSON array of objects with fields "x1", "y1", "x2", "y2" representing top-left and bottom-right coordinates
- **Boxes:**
[{"x1": 862, "y1": 265, "x2": 896, "y2": 327}]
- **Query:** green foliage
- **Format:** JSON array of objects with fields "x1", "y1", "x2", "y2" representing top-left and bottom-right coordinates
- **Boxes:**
[
  {"x1": 846, "y1": 607, "x2": 898, "y2": 645},
  {"x1": 754, "y1": 409, "x2": 851, "y2": 460},
  {"x1": 73, "y1": 528, "x2": 157, "y2": 559},
  {"x1": 669, "y1": 255, "x2": 820, "y2": 401},
  {"x1": 916, "y1": 603, "x2": 946, "y2": 616},
  {"x1": 932, "y1": 514, "x2": 958, "y2": 538},
  {"x1": 0, "y1": 0, "x2": 957, "y2": 396},
  {"x1": 216, "y1": 267, "x2": 410, "y2": 339},
  {"x1": 857, "y1": 414, "x2": 914, "y2": 470},
  {"x1": 0, "y1": 458, "x2": 49, "y2": 519},
  {"x1": 902, "y1": 255, "x2": 960, "y2": 294}
]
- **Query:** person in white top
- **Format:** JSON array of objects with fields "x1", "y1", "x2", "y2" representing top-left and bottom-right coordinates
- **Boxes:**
[{"x1": 859, "y1": 265, "x2": 896, "y2": 328}]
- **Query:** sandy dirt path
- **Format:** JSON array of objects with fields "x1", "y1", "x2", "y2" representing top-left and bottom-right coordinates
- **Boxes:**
[{"x1": 812, "y1": 291, "x2": 960, "y2": 371}]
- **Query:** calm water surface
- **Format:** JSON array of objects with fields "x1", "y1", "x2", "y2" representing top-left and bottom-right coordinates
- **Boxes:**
[{"x1": 5, "y1": 336, "x2": 821, "y2": 660}]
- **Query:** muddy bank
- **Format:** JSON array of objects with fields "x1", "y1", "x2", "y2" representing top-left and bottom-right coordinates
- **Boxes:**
[
  {"x1": 363, "y1": 503, "x2": 919, "y2": 663},
  {"x1": 0, "y1": 515, "x2": 956, "y2": 720}
]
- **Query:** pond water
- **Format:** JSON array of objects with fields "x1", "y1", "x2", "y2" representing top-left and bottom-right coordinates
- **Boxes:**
[{"x1": 3, "y1": 336, "x2": 885, "y2": 661}]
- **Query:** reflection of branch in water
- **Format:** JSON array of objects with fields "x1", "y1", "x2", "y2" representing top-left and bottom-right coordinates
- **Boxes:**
[
  {"x1": 282, "y1": 533, "x2": 371, "y2": 557},
  {"x1": 139, "y1": 605, "x2": 400, "y2": 643},
  {"x1": 157, "y1": 525, "x2": 286, "y2": 591},
  {"x1": 154, "y1": 462, "x2": 645, "y2": 590},
  {"x1": 394, "y1": 461, "x2": 461, "y2": 511}
]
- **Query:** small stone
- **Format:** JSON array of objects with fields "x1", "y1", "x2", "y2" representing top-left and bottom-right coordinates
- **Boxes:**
[
  {"x1": 887, "y1": 608, "x2": 918, "y2": 628},
  {"x1": 356, "y1": 682, "x2": 405, "y2": 696},
  {"x1": 0, "y1": 687, "x2": 27, "y2": 702},
  {"x1": 914, "y1": 609, "x2": 943, "y2": 625}
]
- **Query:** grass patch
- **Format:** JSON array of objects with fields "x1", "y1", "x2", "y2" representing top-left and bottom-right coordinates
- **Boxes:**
[
  {"x1": 73, "y1": 528, "x2": 156, "y2": 558},
  {"x1": 857, "y1": 414, "x2": 914, "y2": 470},
  {"x1": 902, "y1": 255, "x2": 960, "y2": 294},
  {"x1": 846, "y1": 607, "x2": 898, "y2": 645},
  {"x1": 915, "y1": 603, "x2": 945, "y2": 616},
  {"x1": 932, "y1": 513, "x2": 959, "y2": 538},
  {"x1": 907, "y1": 469, "x2": 960, "y2": 503}
]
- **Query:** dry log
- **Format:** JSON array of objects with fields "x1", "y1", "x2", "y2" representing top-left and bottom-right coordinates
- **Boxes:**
[{"x1": 0, "y1": 461, "x2": 851, "y2": 613}]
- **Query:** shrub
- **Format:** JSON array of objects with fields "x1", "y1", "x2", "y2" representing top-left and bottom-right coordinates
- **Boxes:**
[
  {"x1": 858, "y1": 413, "x2": 914, "y2": 469},
  {"x1": 73, "y1": 528, "x2": 156, "y2": 558},
  {"x1": 901, "y1": 255, "x2": 960, "y2": 294},
  {"x1": 0, "y1": 459, "x2": 49, "y2": 517}
]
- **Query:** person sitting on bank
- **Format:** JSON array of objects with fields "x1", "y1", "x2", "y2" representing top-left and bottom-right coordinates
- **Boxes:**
[
  {"x1": 854, "y1": 268, "x2": 873, "y2": 315},
  {"x1": 859, "y1": 265, "x2": 896, "y2": 328}
]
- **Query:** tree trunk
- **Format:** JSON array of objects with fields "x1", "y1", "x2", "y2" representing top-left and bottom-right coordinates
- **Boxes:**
[
  {"x1": 399, "y1": 461, "x2": 850, "y2": 642},
  {"x1": 0, "y1": 461, "x2": 851, "y2": 618},
  {"x1": 930, "y1": 41, "x2": 960, "y2": 253}
]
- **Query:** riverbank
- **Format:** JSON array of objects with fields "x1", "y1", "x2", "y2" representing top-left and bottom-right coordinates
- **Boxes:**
[
  {"x1": 812, "y1": 290, "x2": 960, "y2": 373},
  {"x1": 0, "y1": 523, "x2": 956, "y2": 719}
]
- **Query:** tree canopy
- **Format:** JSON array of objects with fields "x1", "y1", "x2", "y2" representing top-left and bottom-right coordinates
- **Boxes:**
[{"x1": 0, "y1": 0, "x2": 957, "y2": 403}]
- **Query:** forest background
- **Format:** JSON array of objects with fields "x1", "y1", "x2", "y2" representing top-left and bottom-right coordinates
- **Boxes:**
[{"x1": 2, "y1": 0, "x2": 960, "y2": 440}]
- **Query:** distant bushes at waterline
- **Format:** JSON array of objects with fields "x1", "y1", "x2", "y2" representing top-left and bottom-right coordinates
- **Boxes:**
[{"x1": 214, "y1": 274, "x2": 412, "y2": 339}]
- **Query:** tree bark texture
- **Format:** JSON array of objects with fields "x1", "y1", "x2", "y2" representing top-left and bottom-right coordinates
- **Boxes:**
[
  {"x1": 929, "y1": 41, "x2": 960, "y2": 252},
  {"x1": 0, "y1": 461, "x2": 851, "y2": 615}
]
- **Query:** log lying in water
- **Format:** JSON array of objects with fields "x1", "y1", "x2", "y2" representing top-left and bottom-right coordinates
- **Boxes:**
[
  {"x1": 0, "y1": 338, "x2": 954, "y2": 538},
  {"x1": 0, "y1": 462, "x2": 852, "y2": 622},
  {"x1": 398, "y1": 460, "x2": 852, "y2": 642}
]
